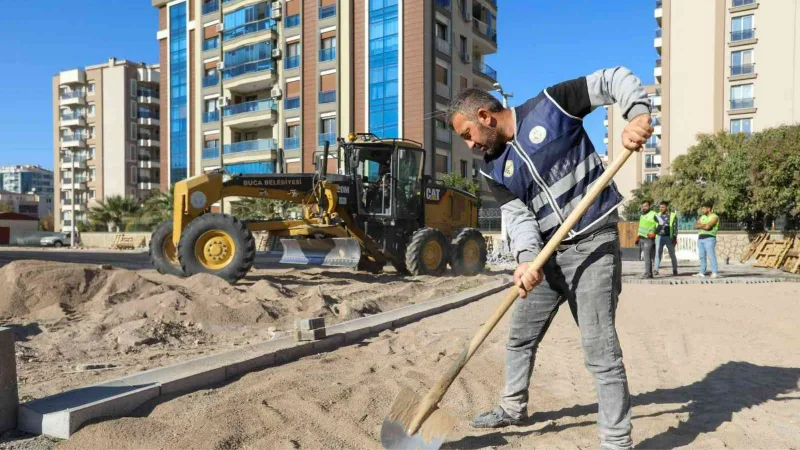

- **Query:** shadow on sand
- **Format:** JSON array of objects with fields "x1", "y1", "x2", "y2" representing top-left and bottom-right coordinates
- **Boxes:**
[{"x1": 444, "y1": 361, "x2": 800, "y2": 449}]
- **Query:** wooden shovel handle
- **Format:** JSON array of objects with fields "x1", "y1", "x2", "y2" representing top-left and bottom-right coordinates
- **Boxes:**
[{"x1": 407, "y1": 148, "x2": 636, "y2": 435}]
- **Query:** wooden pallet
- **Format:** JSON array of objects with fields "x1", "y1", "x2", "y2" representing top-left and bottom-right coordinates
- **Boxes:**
[
  {"x1": 780, "y1": 248, "x2": 800, "y2": 274},
  {"x1": 753, "y1": 239, "x2": 794, "y2": 268},
  {"x1": 740, "y1": 232, "x2": 769, "y2": 263},
  {"x1": 110, "y1": 234, "x2": 145, "y2": 250}
]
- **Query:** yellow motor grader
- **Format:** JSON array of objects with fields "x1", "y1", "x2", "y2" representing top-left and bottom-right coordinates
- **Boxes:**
[{"x1": 149, "y1": 134, "x2": 487, "y2": 283}]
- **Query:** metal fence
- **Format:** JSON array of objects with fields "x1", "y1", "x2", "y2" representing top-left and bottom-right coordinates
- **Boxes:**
[{"x1": 478, "y1": 208, "x2": 502, "y2": 231}]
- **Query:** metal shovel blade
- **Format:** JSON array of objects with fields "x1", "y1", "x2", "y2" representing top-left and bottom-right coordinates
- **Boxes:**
[
  {"x1": 279, "y1": 237, "x2": 362, "y2": 268},
  {"x1": 380, "y1": 387, "x2": 456, "y2": 450}
]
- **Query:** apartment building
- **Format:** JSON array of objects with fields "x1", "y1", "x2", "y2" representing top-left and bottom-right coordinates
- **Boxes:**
[
  {"x1": 606, "y1": 0, "x2": 800, "y2": 199},
  {"x1": 152, "y1": 0, "x2": 499, "y2": 201},
  {"x1": 52, "y1": 58, "x2": 160, "y2": 232}
]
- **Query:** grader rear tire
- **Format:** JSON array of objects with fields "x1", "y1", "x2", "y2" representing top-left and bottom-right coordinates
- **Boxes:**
[
  {"x1": 149, "y1": 220, "x2": 185, "y2": 277},
  {"x1": 449, "y1": 228, "x2": 487, "y2": 276},
  {"x1": 177, "y1": 213, "x2": 255, "y2": 284},
  {"x1": 405, "y1": 228, "x2": 450, "y2": 276}
]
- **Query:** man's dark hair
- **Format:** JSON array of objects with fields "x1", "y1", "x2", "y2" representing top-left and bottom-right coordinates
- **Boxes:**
[
  {"x1": 702, "y1": 200, "x2": 714, "y2": 209},
  {"x1": 448, "y1": 88, "x2": 504, "y2": 124},
  {"x1": 660, "y1": 200, "x2": 669, "y2": 206},
  {"x1": 641, "y1": 200, "x2": 651, "y2": 206}
]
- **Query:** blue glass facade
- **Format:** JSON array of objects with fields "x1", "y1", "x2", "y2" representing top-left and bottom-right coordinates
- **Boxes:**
[
  {"x1": 169, "y1": 2, "x2": 188, "y2": 183},
  {"x1": 224, "y1": 161, "x2": 276, "y2": 174},
  {"x1": 368, "y1": 0, "x2": 399, "y2": 138}
]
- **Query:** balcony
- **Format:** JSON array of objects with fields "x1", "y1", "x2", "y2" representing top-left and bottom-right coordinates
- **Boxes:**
[
  {"x1": 60, "y1": 111, "x2": 86, "y2": 128},
  {"x1": 318, "y1": 133, "x2": 336, "y2": 147},
  {"x1": 224, "y1": 59, "x2": 276, "y2": 93},
  {"x1": 731, "y1": 29, "x2": 755, "y2": 42},
  {"x1": 137, "y1": 88, "x2": 160, "y2": 105},
  {"x1": 224, "y1": 99, "x2": 278, "y2": 128},
  {"x1": 225, "y1": 138, "x2": 277, "y2": 155},
  {"x1": 319, "y1": 47, "x2": 336, "y2": 62},
  {"x1": 203, "y1": 146, "x2": 220, "y2": 160},
  {"x1": 60, "y1": 90, "x2": 85, "y2": 106},
  {"x1": 645, "y1": 137, "x2": 660, "y2": 150},
  {"x1": 138, "y1": 159, "x2": 161, "y2": 169},
  {"x1": 203, "y1": 110, "x2": 220, "y2": 123},
  {"x1": 285, "y1": 14, "x2": 300, "y2": 28},
  {"x1": 730, "y1": 98, "x2": 755, "y2": 110},
  {"x1": 731, "y1": 63, "x2": 755, "y2": 76},
  {"x1": 319, "y1": 4, "x2": 336, "y2": 20},
  {"x1": 655, "y1": 0, "x2": 662, "y2": 22},
  {"x1": 436, "y1": 127, "x2": 451, "y2": 143},
  {"x1": 473, "y1": 61, "x2": 498, "y2": 81},
  {"x1": 435, "y1": 37, "x2": 451, "y2": 55},
  {"x1": 319, "y1": 90, "x2": 336, "y2": 104},
  {"x1": 654, "y1": 28, "x2": 662, "y2": 52},
  {"x1": 61, "y1": 180, "x2": 88, "y2": 191},
  {"x1": 138, "y1": 182, "x2": 157, "y2": 191},
  {"x1": 59, "y1": 69, "x2": 86, "y2": 86},
  {"x1": 137, "y1": 110, "x2": 160, "y2": 127},
  {"x1": 436, "y1": 82, "x2": 451, "y2": 99},
  {"x1": 137, "y1": 137, "x2": 160, "y2": 147},
  {"x1": 285, "y1": 55, "x2": 300, "y2": 69},
  {"x1": 203, "y1": 36, "x2": 220, "y2": 52},
  {"x1": 61, "y1": 133, "x2": 87, "y2": 148},
  {"x1": 202, "y1": 0, "x2": 219, "y2": 15},
  {"x1": 285, "y1": 137, "x2": 299, "y2": 150},
  {"x1": 222, "y1": 18, "x2": 277, "y2": 43},
  {"x1": 472, "y1": 18, "x2": 498, "y2": 51},
  {"x1": 435, "y1": 0, "x2": 451, "y2": 10},
  {"x1": 60, "y1": 203, "x2": 85, "y2": 212},
  {"x1": 60, "y1": 158, "x2": 88, "y2": 170},
  {"x1": 203, "y1": 73, "x2": 219, "y2": 88},
  {"x1": 285, "y1": 97, "x2": 300, "y2": 110}
]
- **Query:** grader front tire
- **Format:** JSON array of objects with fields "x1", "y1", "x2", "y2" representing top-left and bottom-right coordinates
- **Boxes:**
[{"x1": 177, "y1": 213, "x2": 255, "y2": 284}]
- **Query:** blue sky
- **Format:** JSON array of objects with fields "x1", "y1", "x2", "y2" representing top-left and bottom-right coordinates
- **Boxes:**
[{"x1": 0, "y1": 0, "x2": 656, "y2": 170}]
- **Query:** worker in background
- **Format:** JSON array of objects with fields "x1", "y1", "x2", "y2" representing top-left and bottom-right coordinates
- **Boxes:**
[
  {"x1": 636, "y1": 200, "x2": 657, "y2": 278},
  {"x1": 654, "y1": 200, "x2": 678, "y2": 276},
  {"x1": 694, "y1": 201, "x2": 720, "y2": 278}
]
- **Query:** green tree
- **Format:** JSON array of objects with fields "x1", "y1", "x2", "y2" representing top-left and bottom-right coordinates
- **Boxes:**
[
  {"x1": 440, "y1": 172, "x2": 480, "y2": 196},
  {"x1": 138, "y1": 186, "x2": 174, "y2": 225},
  {"x1": 88, "y1": 195, "x2": 141, "y2": 232},
  {"x1": 230, "y1": 198, "x2": 296, "y2": 221}
]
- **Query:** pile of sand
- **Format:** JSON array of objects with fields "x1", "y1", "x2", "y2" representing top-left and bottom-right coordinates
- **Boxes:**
[{"x1": 0, "y1": 260, "x2": 497, "y2": 399}]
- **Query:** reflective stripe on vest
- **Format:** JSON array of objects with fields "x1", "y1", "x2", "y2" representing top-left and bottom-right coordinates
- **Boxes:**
[
  {"x1": 638, "y1": 211, "x2": 657, "y2": 237},
  {"x1": 699, "y1": 213, "x2": 719, "y2": 236}
]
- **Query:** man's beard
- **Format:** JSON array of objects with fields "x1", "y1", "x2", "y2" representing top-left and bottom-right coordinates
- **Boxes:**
[{"x1": 478, "y1": 124, "x2": 506, "y2": 156}]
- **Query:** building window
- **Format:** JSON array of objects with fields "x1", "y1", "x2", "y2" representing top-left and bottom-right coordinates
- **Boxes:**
[
  {"x1": 368, "y1": 0, "x2": 399, "y2": 138},
  {"x1": 89, "y1": 168, "x2": 96, "y2": 181},
  {"x1": 89, "y1": 147, "x2": 95, "y2": 159},
  {"x1": 129, "y1": 144, "x2": 137, "y2": 160},
  {"x1": 319, "y1": 1, "x2": 336, "y2": 19},
  {"x1": 645, "y1": 173, "x2": 659, "y2": 183},
  {"x1": 87, "y1": 82, "x2": 95, "y2": 94},
  {"x1": 435, "y1": 153, "x2": 449, "y2": 174},
  {"x1": 89, "y1": 126, "x2": 96, "y2": 139},
  {"x1": 731, "y1": 49, "x2": 754, "y2": 76},
  {"x1": 320, "y1": 36, "x2": 336, "y2": 61},
  {"x1": 320, "y1": 117, "x2": 336, "y2": 146},
  {"x1": 731, "y1": 15, "x2": 754, "y2": 41},
  {"x1": 286, "y1": 14, "x2": 300, "y2": 28},
  {"x1": 730, "y1": 83, "x2": 754, "y2": 109},
  {"x1": 169, "y1": 1, "x2": 189, "y2": 183},
  {"x1": 731, "y1": 118, "x2": 753, "y2": 135},
  {"x1": 285, "y1": 124, "x2": 300, "y2": 149},
  {"x1": 460, "y1": 76, "x2": 468, "y2": 93},
  {"x1": 89, "y1": 190, "x2": 96, "y2": 200},
  {"x1": 436, "y1": 21, "x2": 448, "y2": 40},
  {"x1": 472, "y1": 159, "x2": 480, "y2": 179},
  {"x1": 436, "y1": 64, "x2": 449, "y2": 85},
  {"x1": 732, "y1": 0, "x2": 755, "y2": 8},
  {"x1": 130, "y1": 123, "x2": 137, "y2": 140},
  {"x1": 286, "y1": 42, "x2": 300, "y2": 69},
  {"x1": 130, "y1": 166, "x2": 137, "y2": 184},
  {"x1": 130, "y1": 79, "x2": 138, "y2": 97},
  {"x1": 131, "y1": 101, "x2": 137, "y2": 118},
  {"x1": 460, "y1": 35, "x2": 468, "y2": 58},
  {"x1": 460, "y1": 160, "x2": 468, "y2": 178},
  {"x1": 88, "y1": 103, "x2": 96, "y2": 117}
]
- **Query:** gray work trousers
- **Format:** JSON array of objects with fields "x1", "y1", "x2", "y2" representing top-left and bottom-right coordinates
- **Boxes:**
[
  {"x1": 640, "y1": 238, "x2": 655, "y2": 276},
  {"x1": 499, "y1": 229, "x2": 632, "y2": 450}
]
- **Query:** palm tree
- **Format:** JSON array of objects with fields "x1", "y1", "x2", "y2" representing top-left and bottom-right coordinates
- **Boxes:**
[
  {"x1": 88, "y1": 195, "x2": 141, "y2": 232},
  {"x1": 138, "y1": 186, "x2": 174, "y2": 225}
]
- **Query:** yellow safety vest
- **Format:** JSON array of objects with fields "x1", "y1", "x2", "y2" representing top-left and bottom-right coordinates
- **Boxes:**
[
  {"x1": 699, "y1": 213, "x2": 719, "y2": 237},
  {"x1": 638, "y1": 210, "x2": 658, "y2": 238}
]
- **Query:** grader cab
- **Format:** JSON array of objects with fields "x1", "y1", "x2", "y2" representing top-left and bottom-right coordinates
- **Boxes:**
[{"x1": 149, "y1": 134, "x2": 487, "y2": 283}]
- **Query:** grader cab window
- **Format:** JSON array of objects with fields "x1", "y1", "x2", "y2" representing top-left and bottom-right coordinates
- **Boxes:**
[
  {"x1": 395, "y1": 147, "x2": 424, "y2": 218},
  {"x1": 355, "y1": 149, "x2": 392, "y2": 215}
]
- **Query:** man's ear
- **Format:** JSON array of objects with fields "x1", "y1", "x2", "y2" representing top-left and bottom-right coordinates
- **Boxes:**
[{"x1": 476, "y1": 108, "x2": 493, "y2": 126}]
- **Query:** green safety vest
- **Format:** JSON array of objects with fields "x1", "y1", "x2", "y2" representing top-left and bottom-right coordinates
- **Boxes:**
[
  {"x1": 638, "y1": 210, "x2": 658, "y2": 238},
  {"x1": 699, "y1": 213, "x2": 719, "y2": 237}
]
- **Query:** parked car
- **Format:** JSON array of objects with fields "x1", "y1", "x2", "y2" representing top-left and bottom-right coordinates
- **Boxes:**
[{"x1": 40, "y1": 232, "x2": 75, "y2": 247}]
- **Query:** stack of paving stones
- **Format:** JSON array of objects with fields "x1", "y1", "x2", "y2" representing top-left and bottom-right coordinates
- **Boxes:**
[{"x1": 294, "y1": 318, "x2": 326, "y2": 342}]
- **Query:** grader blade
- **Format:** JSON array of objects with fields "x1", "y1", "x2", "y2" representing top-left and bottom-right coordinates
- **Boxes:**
[{"x1": 279, "y1": 238, "x2": 362, "y2": 268}]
